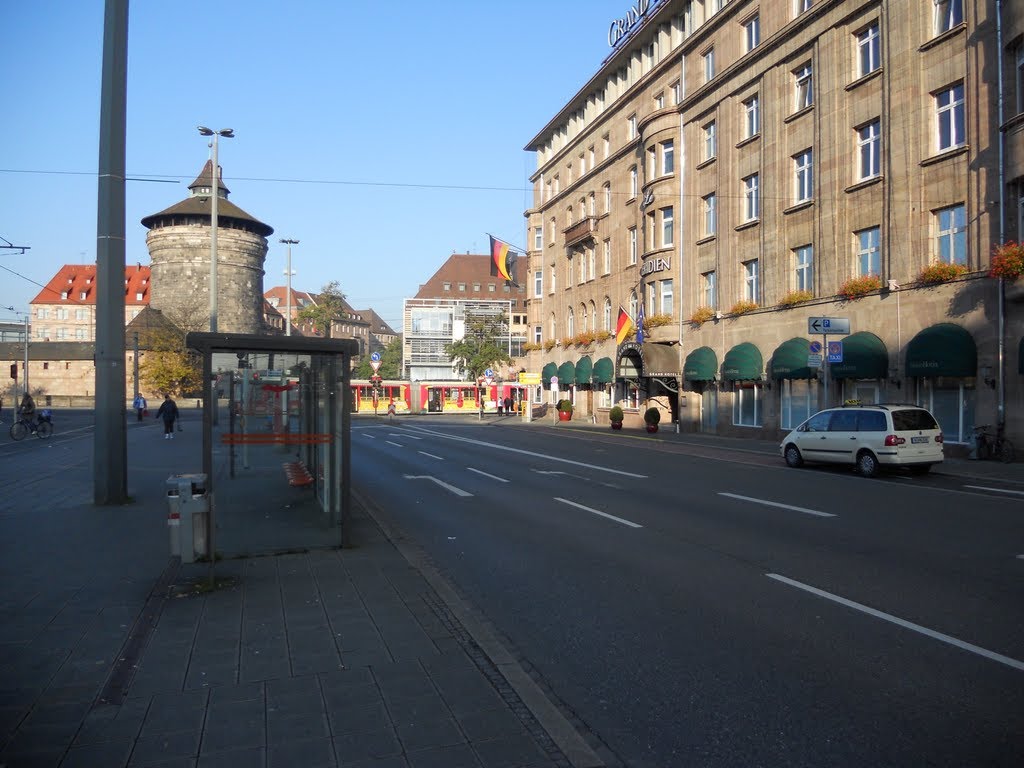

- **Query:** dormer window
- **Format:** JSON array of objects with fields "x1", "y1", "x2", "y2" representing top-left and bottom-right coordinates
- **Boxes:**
[
  {"x1": 124, "y1": 279, "x2": 129, "y2": 286},
  {"x1": 61, "y1": 291, "x2": 68, "y2": 300},
  {"x1": 67, "y1": 277, "x2": 73, "y2": 284},
  {"x1": 136, "y1": 292, "x2": 144, "y2": 301},
  {"x1": 80, "y1": 292, "x2": 87, "y2": 300}
]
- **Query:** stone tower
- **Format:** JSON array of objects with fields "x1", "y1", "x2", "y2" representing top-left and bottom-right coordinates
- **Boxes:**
[{"x1": 142, "y1": 161, "x2": 274, "y2": 334}]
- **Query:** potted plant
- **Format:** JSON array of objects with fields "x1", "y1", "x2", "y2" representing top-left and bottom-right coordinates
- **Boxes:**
[
  {"x1": 643, "y1": 406, "x2": 661, "y2": 433},
  {"x1": 556, "y1": 399, "x2": 574, "y2": 422},
  {"x1": 609, "y1": 405, "x2": 624, "y2": 430}
]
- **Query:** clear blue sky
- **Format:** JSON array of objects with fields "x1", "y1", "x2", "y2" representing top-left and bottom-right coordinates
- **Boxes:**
[{"x1": 1, "y1": 0, "x2": 632, "y2": 330}]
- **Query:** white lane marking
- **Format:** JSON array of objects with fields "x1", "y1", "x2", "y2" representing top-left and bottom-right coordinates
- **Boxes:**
[
  {"x1": 403, "y1": 475, "x2": 472, "y2": 497},
  {"x1": 719, "y1": 492, "x2": 835, "y2": 518},
  {"x1": 418, "y1": 451, "x2": 444, "y2": 460},
  {"x1": 767, "y1": 573, "x2": 1024, "y2": 673},
  {"x1": 532, "y1": 469, "x2": 567, "y2": 476},
  {"x1": 554, "y1": 497, "x2": 643, "y2": 528},
  {"x1": 386, "y1": 441, "x2": 403, "y2": 448},
  {"x1": 393, "y1": 433, "x2": 421, "y2": 440},
  {"x1": 467, "y1": 467, "x2": 509, "y2": 483},
  {"x1": 363, "y1": 434, "x2": 376, "y2": 440},
  {"x1": 963, "y1": 485, "x2": 1024, "y2": 497},
  {"x1": 401, "y1": 425, "x2": 647, "y2": 478}
]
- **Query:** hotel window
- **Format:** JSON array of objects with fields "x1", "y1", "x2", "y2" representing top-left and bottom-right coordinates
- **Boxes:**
[
  {"x1": 703, "y1": 271, "x2": 717, "y2": 309},
  {"x1": 934, "y1": 0, "x2": 963, "y2": 35},
  {"x1": 578, "y1": 254, "x2": 585, "y2": 284},
  {"x1": 567, "y1": 308, "x2": 574, "y2": 336},
  {"x1": 936, "y1": 83, "x2": 965, "y2": 151},
  {"x1": 550, "y1": 265, "x2": 556, "y2": 293},
  {"x1": 580, "y1": 304, "x2": 588, "y2": 333},
  {"x1": 744, "y1": 260, "x2": 759, "y2": 302},
  {"x1": 589, "y1": 192, "x2": 596, "y2": 217},
  {"x1": 76, "y1": 308, "x2": 87, "y2": 320},
  {"x1": 703, "y1": 121, "x2": 717, "y2": 162},
  {"x1": 588, "y1": 145, "x2": 595, "y2": 169},
  {"x1": 796, "y1": 0, "x2": 813, "y2": 13},
  {"x1": 661, "y1": 207, "x2": 674, "y2": 247},
  {"x1": 794, "y1": 64, "x2": 813, "y2": 110},
  {"x1": 549, "y1": 218, "x2": 555, "y2": 243},
  {"x1": 744, "y1": 15, "x2": 760, "y2": 53},
  {"x1": 533, "y1": 226, "x2": 542, "y2": 250},
  {"x1": 533, "y1": 270, "x2": 543, "y2": 297},
  {"x1": 553, "y1": 175, "x2": 560, "y2": 194},
  {"x1": 603, "y1": 239, "x2": 611, "y2": 274},
  {"x1": 856, "y1": 227, "x2": 881, "y2": 276},
  {"x1": 671, "y1": 81, "x2": 681, "y2": 105},
  {"x1": 647, "y1": 146, "x2": 657, "y2": 179},
  {"x1": 628, "y1": 114, "x2": 637, "y2": 139},
  {"x1": 795, "y1": 245, "x2": 814, "y2": 291},
  {"x1": 603, "y1": 298, "x2": 612, "y2": 331},
  {"x1": 647, "y1": 211, "x2": 657, "y2": 249},
  {"x1": 579, "y1": 153, "x2": 586, "y2": 176},
  {"x1": 1017, "y1": 45, "x2": 1024, "y2": 115},
  {"x1": 533, "y1": 326, "x2": 542, "y2": 344},
  {"x1": 935, "y1": 204, "x2": 967, "y2": 265},
  {"x1": 630, "y1": 166, "x2": 638, "y2": 198},
  {"x1": 629, "y1": 291, "x2": 638, "y2": 321},
  {"x1": 629, "y1": 227, "x2": 638, "y2": 265},
  {"x1": 604, "y1": 183, "x2": 612, "y2": 214},
  {"x1": 733, "y1": 382, "x2": 762, "y2": 427},
  {"x1": 647, "y1": 283, "x2": 656, "y2": 317},
  {"x1": 655, "y1": 92, "x2": 665, "y2": 109},
  {"x1": 549, "y1": 313, "x2": 556, "y2": 339},
  {"x1": 857, "y1": 23, "x2": 880, "y2": 77},
  {"x1": 603, "y1": 133, "x2": 611, "y2": 158},
  {"x1": 56, "y1": 328, "x2": 66, "y2": 340},
  {"x1": 661, "y1": 140, "x2": 674, "y2": 175},
  {"x1": 743, "y1": 95, "x2": 760, "y2": 138},
  {"x1": 857, "y1": 120, "x2": 881, "y2": 180},
  {"x1": 743, "y1": 174, "x2": 760, "y2": 221},
  {"x1": 703, "y1": 193, "x2": 718, "y2": 236},
  {"x1": 660, "y1": 279, "x2": 674, "y2": 317},
  {"x1": 588, "y1": 248, "x2": 596, "y2": 280},
  {"x1": 794, "y1": 150, "x2": 813, "y2": 203},
  {"x1": 76, "y1": 328, "x2": 87, "y2": 340},
  {"x1": 703, "y1": 48, "x2": 715, "y2": 83}
]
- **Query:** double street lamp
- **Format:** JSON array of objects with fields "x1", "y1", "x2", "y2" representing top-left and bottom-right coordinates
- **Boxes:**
[
  {"x1": 197, "y1": 126, "x2": 234, "y2": 333},
  {"x1": 279, "y1": 239, "x2": 299, "y2": 336}
]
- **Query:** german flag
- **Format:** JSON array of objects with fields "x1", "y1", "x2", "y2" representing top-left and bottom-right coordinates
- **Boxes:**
[
  {"x1": 615, "y1": 306, "x2": 635, "y2": 345},
  {"x1": 489, "y1": 235, "x2": 518, "y2": 286}
]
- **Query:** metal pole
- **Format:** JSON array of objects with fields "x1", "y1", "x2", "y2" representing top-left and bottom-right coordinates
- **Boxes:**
[
  {"x1": 280, "y1": 238, "x2": 299, "y2": 336},
  {"x1": 23, "y1": 314, "x2": 29, "y2": 398},
  {"x1": 132, "y1": 331, "x2": 139, "y2": 400},
  {"x1": 94, "y1": 0, "x2": 129, "y2": 505},
  {"x1": 209, "y1": 132, "x2": 219, "y2": 334}
]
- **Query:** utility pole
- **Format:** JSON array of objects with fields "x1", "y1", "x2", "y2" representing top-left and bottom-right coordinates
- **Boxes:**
[{"x1": 280, "y1": 238, "x2": 298, "y2": 336}]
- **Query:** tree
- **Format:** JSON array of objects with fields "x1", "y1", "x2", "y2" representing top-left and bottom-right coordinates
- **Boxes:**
[
  {"x1": 297, "y1": 281, "x2": 346, "y2": 338},
  {"x1": 137, "y1": 297, "x2": 206, "y2": 397},
  {"x1": 353, "y1": 337, "x2": 403, "y2": 379},
  {"x1": 445, "y1": 312, "x2": 511, "y2": 380}
]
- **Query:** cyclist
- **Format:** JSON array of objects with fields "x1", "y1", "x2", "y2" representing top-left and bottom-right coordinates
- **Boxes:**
[{"x1": 17, "y1": 392, "x2": 37, "y2": 432}]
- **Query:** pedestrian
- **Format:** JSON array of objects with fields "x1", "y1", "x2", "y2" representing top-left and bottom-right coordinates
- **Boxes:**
[
  {"x1": 133, "y1": 393, "x2": 147, "y2": 422},
  {"x1": 18, "y1": 392, "x2": 37, "y2": 433},
  {"x1": 155, "y1": 393, "x2": 179, "y2": 440},
  {"x1": 503, "y1": 396, "x2": 511, "y2": 415}
]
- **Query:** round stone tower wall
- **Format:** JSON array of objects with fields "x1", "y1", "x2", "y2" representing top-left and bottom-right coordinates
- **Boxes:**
[{"x1": 147, "y1": 224, "x2": 268, "y2": 335}]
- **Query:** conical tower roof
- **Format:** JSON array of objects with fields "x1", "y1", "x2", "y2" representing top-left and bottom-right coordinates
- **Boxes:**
[{"x1": 187, "y1": 159, "x2": 231, "y2": 197}]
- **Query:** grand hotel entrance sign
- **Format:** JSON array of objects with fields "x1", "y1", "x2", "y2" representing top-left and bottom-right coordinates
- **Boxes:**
[{"x1": 608, "y1": 0, "x2": 662, "y2": 48}]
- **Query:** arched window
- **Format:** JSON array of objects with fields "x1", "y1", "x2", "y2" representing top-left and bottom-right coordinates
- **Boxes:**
[
  {"x1": 603, "y1": 298, "x2": 612, "y2": 331},
  {"x1": 590, "y1": 301, "x2": 597, "y2": 330},
  {"x1": 629, "y1": 291, "x2": 638, "y2": 319},
  {"x1": 567, "y1": 307, "x2": 574, "y2": 337},
  {"x1": 549, "y1": 312, "x2": 556, "y2": 339},
  {"x1": 580, "y1": 303, "x2": 588, "y2": 332}
]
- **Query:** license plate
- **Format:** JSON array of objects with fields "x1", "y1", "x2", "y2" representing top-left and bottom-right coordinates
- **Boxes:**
[{"x1": 911, "y1": 436, "x2": 929, "y2": 444}]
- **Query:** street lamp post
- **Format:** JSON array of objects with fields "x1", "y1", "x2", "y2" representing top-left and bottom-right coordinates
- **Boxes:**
[
  {"x1": 3, "y1": 307, "x2": 29, "y2": 398},
  {"x1": 279, "y1": 238, "x2": 299, "y2": 336},
  {"x1": 197, "y1": 126, "x2": 234, "y2": 334}
]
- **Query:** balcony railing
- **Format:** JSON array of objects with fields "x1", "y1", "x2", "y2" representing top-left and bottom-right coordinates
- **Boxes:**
[{"x1": 563, "y1": 217, "x2": 598, "y2": 248}]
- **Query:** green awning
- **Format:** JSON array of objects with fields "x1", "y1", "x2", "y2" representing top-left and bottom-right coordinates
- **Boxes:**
[
  {"x1": 593, "y1": 357, "x2": 614, "y2": 384},
  {"x1": 541, "y1": 362, "x2": 557, "y2": 388},
  {"x1": 557, "y1": 360, "x2": 576, "y2": 386},
  {"x1": 906, "y1": 323, "x2": 976, "y2": 377},
  {"x1": 830, "y1": 332, "x2": 888, "y2": 379},
  {"x1": 575, "y1": 355, "x2": 593, "y2": 385},
  {"x1": 722, "y1": 342, "x2": 763, "y2": 381},
  {"x1": 769, "y1": 338, "x2": 814, "y2": 379},
  {"x1": 683, "y1": 346, "x2": 718, "y2": 381}
]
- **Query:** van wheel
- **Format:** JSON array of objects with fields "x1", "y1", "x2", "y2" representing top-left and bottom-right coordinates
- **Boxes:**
[
  {"x1": 857, "y1": 450, "x2": 879, "y2": 478},
  {"x1": 784, "y1": 444, "x2": 804, "y2": 468}
]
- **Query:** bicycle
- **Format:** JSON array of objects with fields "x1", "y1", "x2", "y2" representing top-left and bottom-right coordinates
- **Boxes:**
[
  {"x1": 972, "y1": 424, "x2": 1015, "y2": 463},
  {"x1": 10, "y1": 411, "x2": 53, "y2": 441}
]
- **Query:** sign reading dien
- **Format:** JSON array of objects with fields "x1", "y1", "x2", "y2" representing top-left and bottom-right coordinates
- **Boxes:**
[{"x1": 608, "y1": 0, "x2": 659, "y2": 48}]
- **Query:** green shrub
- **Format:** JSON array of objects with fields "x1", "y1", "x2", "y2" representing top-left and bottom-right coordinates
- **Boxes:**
[
  {"x1": 609, "y1": 405, "x2": 624, "y2": 423},
  {"x1": 556, "y1": 399, "x2": 573, "y2": 413},
  {"x1": 643, "y1": 407, "x2": 661, "y2": 425}
]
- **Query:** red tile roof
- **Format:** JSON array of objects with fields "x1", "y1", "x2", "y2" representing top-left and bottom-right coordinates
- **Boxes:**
[
  {"x1": 415, "y1": 253, "x2": 527, "y2": 307},
  {"x1": 31, "y1": 263, "x2": 152, "y2": 306}
]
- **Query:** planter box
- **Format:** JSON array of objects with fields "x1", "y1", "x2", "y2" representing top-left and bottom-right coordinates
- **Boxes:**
[{"x1": 558, "y1": 411, "x2": 572, "y2": 421}]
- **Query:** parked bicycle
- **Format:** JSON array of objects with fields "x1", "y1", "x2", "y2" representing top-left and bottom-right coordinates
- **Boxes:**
[
  {"x1": 10, "y1": 409, "x2": 53, "y2": 441},
  {"x1": 972, "y1": 424, "x2": 1015, "y2": 463}
]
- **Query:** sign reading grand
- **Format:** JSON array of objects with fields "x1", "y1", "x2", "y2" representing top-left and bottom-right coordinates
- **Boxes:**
[{"x1": 609, "y1": 0, "x2": 659, "y2": 48}]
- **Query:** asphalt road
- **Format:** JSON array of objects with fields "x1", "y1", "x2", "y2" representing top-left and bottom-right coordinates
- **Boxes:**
[{"x1": 351, "y1": 418, "x2": 1024, "y2": 768}]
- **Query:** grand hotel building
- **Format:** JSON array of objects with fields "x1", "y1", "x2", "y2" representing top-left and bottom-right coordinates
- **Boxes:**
[{"x1": 523, "y1": 0, "x2": 1024, "y2": 451}]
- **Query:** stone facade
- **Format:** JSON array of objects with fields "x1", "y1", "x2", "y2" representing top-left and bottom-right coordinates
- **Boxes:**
[{"x1": 523, "y1": 0, "x2": 1024, "y2": 448}]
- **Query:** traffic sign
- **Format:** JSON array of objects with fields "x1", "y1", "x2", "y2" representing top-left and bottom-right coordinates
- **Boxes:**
[
  {"x1": 370, "y1": 359, "x2": 382, "y2": 373},
  {"x1": 808, "y1": 317, "x2": 850, "y2": 336},
  {"x1": 370, "y1": 352, "x2": 381, "y2": 362},
  {"x1": 550, "y1": 375, "x2": 558, "y2": 389},
  {"x1": 807, "y1": 354, "x2": 822, "y2": 368},
  {"x1": 519, "y1": 372, "x2": 541, "y2": 385},
  {"x1": 827, "y1": 341, "x2": 843, "y2": 363},
  {"x1": 809, "y1": 340, "x2": 822, "y2": 355},
  {"x1": 484, "y1": 368, "x2": 494, "y2": 378}
]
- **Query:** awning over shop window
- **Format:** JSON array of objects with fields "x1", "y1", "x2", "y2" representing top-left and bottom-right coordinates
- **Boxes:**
[
  {"x1": 830, "y1": 332, "x2": 888, "y2": 379},
  {"x1": 722, "y1": 342, "x2": 763, "y2": 381},
  {"x1": 575, "y1": 355, "x2": 593, "y2": 385},
  {"x1": 541, "y1": 362, "x2": 557, "y2": 388},
  {"x1": 557, "y1": 360, "x2": 576, "y2": 386},
  {"x1": 683, "y1": 346, "x2": 718, "y2": 381},
  {"x1": 906, "y1": 323, "x2": 976, "y2": 377},
  {"x1": 593, "y1": 357, "x2": 614, "y2": 384},
  {"x1": 641, "y1": 343, "x2": 680, "y2": 377},
  {"x1": 769, "y1": 338, "x2": 814, "y2": 379}
]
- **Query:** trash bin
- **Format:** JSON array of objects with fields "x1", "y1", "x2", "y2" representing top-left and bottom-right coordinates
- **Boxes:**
[{"x1": 166, "y1": 473, "x2": 209, "y2": 563}]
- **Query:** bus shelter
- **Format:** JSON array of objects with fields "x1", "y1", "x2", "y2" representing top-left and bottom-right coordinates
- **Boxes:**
[{"x1": 186, "y1": 332, "x2": 358, "y2": 561}]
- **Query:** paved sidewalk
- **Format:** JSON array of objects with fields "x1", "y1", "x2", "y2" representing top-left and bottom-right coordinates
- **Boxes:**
[{"x1": 0, "y1": 415, "x2": 601, "y2": 768}]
